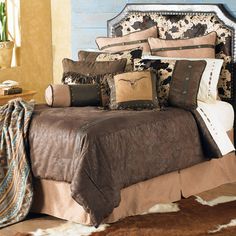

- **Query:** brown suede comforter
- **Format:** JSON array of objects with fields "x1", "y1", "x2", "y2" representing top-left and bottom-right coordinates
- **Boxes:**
[{"x1": 28, "y1": 105, "x2": 220, "y2": 226}]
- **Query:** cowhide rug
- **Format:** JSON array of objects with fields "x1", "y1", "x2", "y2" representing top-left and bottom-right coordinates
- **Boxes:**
[{"x1": 15, "y1": 183, "x2": 236, "y2": 236}]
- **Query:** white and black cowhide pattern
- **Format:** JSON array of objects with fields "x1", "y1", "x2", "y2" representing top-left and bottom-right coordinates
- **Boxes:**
[
  {"x1": 114, "y1": 12, "x2": 233, "y2": 100},
  {"x1": 134, "y1": 58, "x2": 176, "y2": 106}
]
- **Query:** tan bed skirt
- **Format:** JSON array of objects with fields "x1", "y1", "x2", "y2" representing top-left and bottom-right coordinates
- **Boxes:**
[{"x1": 31, "y1": 130, "x2": 236, "y2": 225}]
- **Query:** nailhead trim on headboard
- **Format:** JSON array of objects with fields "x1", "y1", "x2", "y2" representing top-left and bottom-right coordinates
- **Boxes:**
[
  {"x1": 107, "y1": 4, "x2": 236, "y2": 103},
  {"x1": 108, "y1": 4, "x2": 236, "y2": 145}
]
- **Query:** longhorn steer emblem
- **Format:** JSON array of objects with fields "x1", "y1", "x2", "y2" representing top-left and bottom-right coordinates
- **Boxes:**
[{"x1": 118, "y1": 76, "x2": 146, "y2": 89}]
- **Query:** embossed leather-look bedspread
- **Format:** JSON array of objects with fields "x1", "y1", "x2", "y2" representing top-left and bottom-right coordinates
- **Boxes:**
[{"x1": 28, "y1": 105, "x2": 213, "y2": 226}]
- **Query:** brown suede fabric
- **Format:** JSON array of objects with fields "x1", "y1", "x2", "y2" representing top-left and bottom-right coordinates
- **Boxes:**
[
  {"x1": 78, "y1": 51, "x2": 101, "y2": 61},
  {"x1": 29, "y1": 105, "x2": 221, "y2": 226},
  {"x1": 62, "y1": 58, "x2": 127, "y2": 76},
  {"x1": 78, "y1": 48, "x2": 143, "y2": 72},
  {"x1": 169, "y1": 60, "x2": 206, "y2": 110}
]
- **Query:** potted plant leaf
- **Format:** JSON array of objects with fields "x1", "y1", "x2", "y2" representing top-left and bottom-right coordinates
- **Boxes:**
[{"x1": 0, "y1": 0, "x2": 14, "y2": 69}]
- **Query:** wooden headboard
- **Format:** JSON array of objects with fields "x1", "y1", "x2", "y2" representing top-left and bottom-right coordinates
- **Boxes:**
[{"x1": 107, "y1": 4, "x2": 236, "y2": 109}]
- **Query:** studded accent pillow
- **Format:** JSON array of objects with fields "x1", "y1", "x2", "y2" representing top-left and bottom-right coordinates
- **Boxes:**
[
  {"x1": 78, "y1": 48, "x2": 143, "y2": 72},
  {"x1": 45, "y1": 84, "x2": 101, "y2": 107},
  {"x1": 107, "y1": 71, "x2": 159, "y2": 110},
  {"x1": 62, "y1": 72, "x2": 116, "y2": 107},
  {"x1": 168, "y1": 60, "x2": 206, "y2": 110},
  {"x1": 96, "y1": 26, "x2": 157, "y2": 53},
  {"x1": 148, "y1": 32, "x2": 216, "y2": 58},
  {"x1": 62, "y1": 59, "x2": 127, "y2": 107},
  {"x1": 62, "y1": 58, "x2": 127, "y2": 77},
  {"x1": 134, "y1": 57, "x2": 223, "y2": 105}
]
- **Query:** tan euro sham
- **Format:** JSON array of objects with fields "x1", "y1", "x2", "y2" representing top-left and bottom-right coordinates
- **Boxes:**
[
  {"x1": 148, "y1": 32, "x2": 217, "y2": 58},
  {"x1": 96, "y1": 26, "x2": 158, "y2": 53}
]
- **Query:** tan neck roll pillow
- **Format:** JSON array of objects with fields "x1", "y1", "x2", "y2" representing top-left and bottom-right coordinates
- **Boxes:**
[
  {"x1": 148, "y1": 31, "x2": 217, "y2": 58},
  {"x1": 96, "y1": 25, "x2": 158, "y2": 53}
]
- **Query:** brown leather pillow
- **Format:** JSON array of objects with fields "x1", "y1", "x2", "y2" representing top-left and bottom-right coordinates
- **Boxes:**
[
  {"x1": 61, "y1": 59, "x2": 127, "y2": 107},
  {"x1": 62, "y1": 72, "x2": 118, "y2": 108},
  {"x1": 45, "y1": 84, "x2": 101, "y2": 107},
  {"x1": 133, "y1": 57, "x2": 223, "y2": 106},
  {"x1": 168, "y1": 60, "x2": 206, "y2": 110},
  {"x1": 96, "y1": 26, "x2": 157, "y2": 53},
  {"x1": 148, "y1": 32, "x2": 216, "y2": 58},
  {"x1": 78, "y1": 48, "x2": 143, "y2": 72},
  {"x1": 62, "y1": 58, "x2": 127, "y2": 77},
  {"x1": 108, "y1": 71, "x2": 159, "y2": 110}
]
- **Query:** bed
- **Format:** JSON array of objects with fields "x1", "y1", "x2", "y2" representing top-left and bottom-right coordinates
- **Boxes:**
[{"x1": 30, "y1": 4, "x2": 236, "y2": 226}]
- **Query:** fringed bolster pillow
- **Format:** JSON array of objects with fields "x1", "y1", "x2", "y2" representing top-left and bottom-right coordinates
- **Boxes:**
[{"x1": 45, "y1": 84, "x2": 101, "y2": 107}]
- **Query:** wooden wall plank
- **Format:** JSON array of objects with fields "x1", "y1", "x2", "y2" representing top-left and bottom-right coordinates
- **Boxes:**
[
  {"x1": 71, "y1": 0, "x2": 127, "y2": 13},
  {"x1": 71, "y1": 0, "x2": 236, "y2": 59},
  {"x1": 71, "y1": 28, "x2": 106, "y2": 58},
  {"x1": 72, "y1": 13, "x2": 117, "y2": 28}
]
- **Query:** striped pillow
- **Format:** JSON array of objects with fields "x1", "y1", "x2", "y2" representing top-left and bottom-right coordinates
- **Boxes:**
[
  {"x1": 148, "y1": 32, "x2": 216, "y2": 58},
  {"x1": 45, "y1": 84, "x2": 101, "y2": 107},
  {"x1": 96, "y1": 26, "x2": 157, "y2": 54}
]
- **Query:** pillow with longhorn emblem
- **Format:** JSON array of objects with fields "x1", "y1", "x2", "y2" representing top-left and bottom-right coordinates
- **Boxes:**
[{"x1": 107, "y1": 71, "x2": 159, "y2": 110}]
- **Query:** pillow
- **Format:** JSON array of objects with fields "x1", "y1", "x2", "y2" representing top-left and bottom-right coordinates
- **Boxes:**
[
  {"x1": 96, "y1": 26, "x2": 157, "y2": 53},
  {"x1": 62, "y1": 58, "x2": 127, "y2": 77},
  {"x1": 168, "y1": 60, "x2": 206, "y2": 110},
  {"x1": 148, "y1": 31, "x2": 217, "y2": 58},
  {"x1": 107, "y1": 71, "x2": 159, "y2": 110},
  {"x1": 45, "y1": 84, "x2": 101, "y2": 107},
  {"x1": 78, "y1": 48, "x2": 143, "y2": 72},
  {"x1": 62, "y1": 72, "x2": 116, "y2": 107},
  {"x1": 62, "y1": 59, "x2": 127, "y2": 107},
  {"x1": 134, "y1": 57, "x2": 223, "y2": 105}
]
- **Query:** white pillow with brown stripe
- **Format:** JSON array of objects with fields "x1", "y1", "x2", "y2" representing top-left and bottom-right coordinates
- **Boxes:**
[
  {"x1": 148, "y1": 31, "x2": 216, "y2": 58},
  {"x1": 96, "y1": 26, "x2": 157, "y2": 54}
]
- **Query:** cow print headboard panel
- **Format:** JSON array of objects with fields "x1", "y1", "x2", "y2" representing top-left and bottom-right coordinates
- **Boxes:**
[{"x1": 108, "y1": 4, "x2": 236, "y2": 106}]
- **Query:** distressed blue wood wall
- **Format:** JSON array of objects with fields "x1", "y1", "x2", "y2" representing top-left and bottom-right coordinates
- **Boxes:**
[{"x1": 71, "y1": 0, "x2": 236, "y2": 59}]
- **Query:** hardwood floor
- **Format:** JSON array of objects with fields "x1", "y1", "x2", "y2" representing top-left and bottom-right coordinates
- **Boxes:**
[{"x1": 0, "y1": 214, "x2": 65, "y2": 236}]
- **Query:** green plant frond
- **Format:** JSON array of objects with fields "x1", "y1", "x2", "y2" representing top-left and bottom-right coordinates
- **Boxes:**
[{"x1": 0, "y1": 1, "x2": 7, "y2": 42}]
